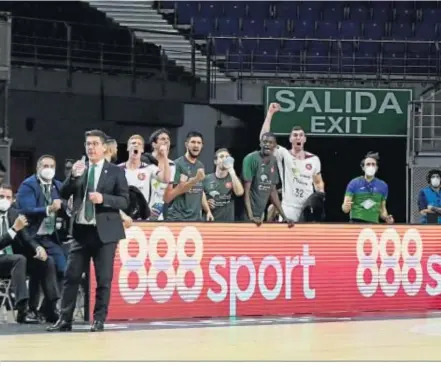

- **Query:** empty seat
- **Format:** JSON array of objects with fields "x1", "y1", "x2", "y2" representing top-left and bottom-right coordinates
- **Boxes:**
[
  {"x1": 293, "y1": 20, "x2": 315, "y2": 38},
  {"x1": 246, "y1": 2, "x2": 271, "y2": 19},
  {"x1": 322, "y1": 2, "x2": 346, "y2": 22},
  {"x1": 242, "y1": 19, "x2": 263, "y2": 37},
  {"x1": 298, "y1": 1, "x2": 323, "y2": 21},
  {"x1": 223, "y1": 2, "x2": 246, "y2": 17},
  {"x1": 316, "y1": 21, "x2": 339, "y2": 38},
  {"x1": 265, "y1": 19, "x2": 287, "y2": 37},
  {"x1": 340, "y1": 21, "x2": 362, "y2": 38},
  {"x1": 363, "y1": 22, "x2": 386, "y2": 39},
  {"x1": 193, "y1": 18, "x2": 215, "y2": 36},
  {"x1": 390, "y1": 23, "x2": 413, "y2": 39},
  {"x1": 277, "y1": 48, "x2": 302, "y2": 72},
  {"x1": 213, "y1": 38, "x2": 232, "y2": 55},
  {"x1": 348, "y1": 5, "x2": 370, "y2": 21},
  {"x1": 240, "y1": 38, "x2": 258, "y2": 53},
  {"x1": 176, "y1": 2, "x2": 198, "y2": 24},
  {"x1": 275, "y1": 1, "x2": 298, "y2": 20},
  {"x1": 199, "y1": 2, "x2": 223, "y2": 18},
  {"x1": 217, "y1": 18, "x2": 240, "y2": 36},
  {"x1": 253, "y1": 51, "x2": 278, "y2": 72},
  {"x1": 371, "y1": 3, "x2": 392, "y2": 22}
]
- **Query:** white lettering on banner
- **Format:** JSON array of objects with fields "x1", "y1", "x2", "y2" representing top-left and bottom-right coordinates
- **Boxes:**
[
  {"x1": 207, "y1": 244, "x2": 316, "y2": 317},
  {"x1": 118, "y1": 226, "x2": 204, "y2": 304},
  {"x1": 355, "y1": 228, "x2": 441, "y2": 297},
  {"x1": 118, "y1": 227, "x2": 316, "y2": 316}
]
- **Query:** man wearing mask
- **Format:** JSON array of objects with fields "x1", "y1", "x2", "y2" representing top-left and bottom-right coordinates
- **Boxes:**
[
  {"x1": 165, "y1": 131, "x2": 208, "y2": 221},
  {"x1": 0, "y1": 184, "x2": 59, "y2": 323},
  {"x1": 16, "y1": 155, "x2": 67, "y2": 279},
  {"x1": 242, "y1": 132, "x2": 294, "y2": 227},
  {"x1": 203, "y1": 148, "x2": 244, "y2": 221},
  {"x1": 418, "y1": 169, "x2": 441, "y2": 224},
  {"x1": 342, "y1": 152, "x2": 394, "y2": 224}
]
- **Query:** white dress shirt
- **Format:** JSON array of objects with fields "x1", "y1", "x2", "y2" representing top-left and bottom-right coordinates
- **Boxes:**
[{"x1": 76, "y1": 159, "x2": 105, "y2": 225}]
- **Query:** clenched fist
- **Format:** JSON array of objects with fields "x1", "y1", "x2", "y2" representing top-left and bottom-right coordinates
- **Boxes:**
[{"x1": 267, "y1": 102, "x2": 281, "y2": 115}]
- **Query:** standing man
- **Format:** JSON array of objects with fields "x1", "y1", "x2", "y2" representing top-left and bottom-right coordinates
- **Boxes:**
[
  {"x1": 203, "y1": 148, "x2": 243, "y2": 221},
  {"x1": 342, "y1": 152, "x2": 394, "y2": 224},
  {"x1": 260, "y1": 103, "x2": 325, "y2": 222},
  {"x1": 118, "y1": 134, "x2": 170, "y2": 209},
  {"x1": 418, "y1": 169, "x2": 441, "y2": 224},
  {"x1": 165, "y1": 131, "x2": 209, "y2": 221},
  {"x1": 147, "y1": 128, "x2": 175, "y2": 220},
  {"x1": 47, "y1": 129, "x2": 129, "y2": 332},
  {"x1": 242, "y1": 132, "x2": 293, "y2": 227}
]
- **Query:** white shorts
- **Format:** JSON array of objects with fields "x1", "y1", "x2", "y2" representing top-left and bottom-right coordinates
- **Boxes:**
[{"x1": 278, "y1": 204, "x2": 303, "y2": 222}]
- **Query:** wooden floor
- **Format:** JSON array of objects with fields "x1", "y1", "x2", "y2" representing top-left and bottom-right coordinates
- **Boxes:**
[{"x1": 2, "y1": 316, "x2": 441, "y2": 361}]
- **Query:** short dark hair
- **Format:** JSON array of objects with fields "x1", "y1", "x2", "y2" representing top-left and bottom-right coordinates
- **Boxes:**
[
  {"x1": 427, "y1": 169, "x2": 441, "y2": 183},
  {"x1": 291, "y1": 126, "x2": 305, "y2": 133},
  {"x1": 0, "y1": 183, "x2": 13, "y2": 192},
  {"x1": 149, "y1": 128, "x2": 171, "y2": 145},
  {"x1": 261, "y1": 132, "x2": 276, "y2": 142},
  {"x1": 214, "y1": 148, "x2": 229, "y2": 160},
  {"x1": 85, "y1": 129, "x2": 107, "y2": 144},
  {"x1": 106, "y1": 138, "x2": 117, "y2": 146},
  {"x1": 37, "y1": 154, "x2": 56, "y2": 166},
  {"x1": 361, "y1": 151, "x2": 380, "y2": 167},
  {"x1": 186, "y1": 131, "x2": 203, "y2": 142}
]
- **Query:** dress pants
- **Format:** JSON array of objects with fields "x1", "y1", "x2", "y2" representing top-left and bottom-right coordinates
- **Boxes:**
[
  {"x1": 0, "y1": 254, "x2": 28, "y2": 305},
  {"x1": 60, "y1": 224, "x2": 117, "y2": 322}
]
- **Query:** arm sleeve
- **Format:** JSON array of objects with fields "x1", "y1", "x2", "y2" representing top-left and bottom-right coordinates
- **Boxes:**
[
  {"x1": 274, "y1": 146, "x2": 288, "y2": 162},
  {"x1": 242, "y1": 155, "x2": 256, "y2": 182},
  {"x1": 418, "y1": 189, "x2": 428, "y2": 211},
  {"x1": 383, "y1": 183, "x2": 389, "y2": 201},
  {"x1": 172, "y1": 162, "x2": 182, "y2": 185},
  {"x1": 16, "y1": 182, "x2": 47, "y2": 217},
  {"x1": 345, "y1": 180, "x2": 356, "y2": 197}
]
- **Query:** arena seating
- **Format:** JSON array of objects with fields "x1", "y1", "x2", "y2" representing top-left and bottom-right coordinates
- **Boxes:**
[
  {"x1": 0, "y1": 1, "x2": 164, "y2": 76},
  {"x1": 157, "y1": 1, "x2": 441, "y2": 78}
]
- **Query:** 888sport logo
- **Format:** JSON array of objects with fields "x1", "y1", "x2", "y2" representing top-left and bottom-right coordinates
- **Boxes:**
[{"x1": 356, "y1": 227, "x2": 441, "y2": 298}]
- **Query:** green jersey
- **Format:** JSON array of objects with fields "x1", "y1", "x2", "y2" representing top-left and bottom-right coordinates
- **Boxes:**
[
  {"x1": 167, "y1": 156, "x2": 204, "y2": 221},
  {"x1": 345, "y1": 176, "x2": 388, "y2": 223},
  {"x1": 203, "y1": 173, "x2": 235, "y2": 222},
  {"x1": 242, "y1": 151, "x2": 279, "y2": 219}
]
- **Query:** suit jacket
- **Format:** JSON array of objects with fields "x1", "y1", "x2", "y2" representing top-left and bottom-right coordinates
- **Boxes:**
[
  {"x1": 16, "y1": 174, "x2": 69, "y2": 240},
  {"x1": 0, "y1": 207, "x2": 40, "y2": 257},
  {"x1": 60, "y1": 160, "x2": 129, "y2": 244}
]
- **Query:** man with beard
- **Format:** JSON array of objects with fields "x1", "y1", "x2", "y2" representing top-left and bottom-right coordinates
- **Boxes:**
[
  {"x1": 242, "y1": 132, "x2": 293, "y2": 227},
  {"x1": 260, "y1": 103, "x2": 325, "y2": 222},
  {"x1": 203, "y1": 148, "x2": 244, "y2": 221},
  {"x1": 118, "y1": 134, "x2": 170, "y2": 210},
  {"x1": 165, "y1": 131, "x2": 207, "y2": 221}
]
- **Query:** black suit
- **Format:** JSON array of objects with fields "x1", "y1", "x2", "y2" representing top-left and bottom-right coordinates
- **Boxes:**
[
  {"x1": 58, "y1": 160, "x2": 129, "y2": 323},
  {"x1": 0, "y1": 208, "x2": 59, "y2": 310}
]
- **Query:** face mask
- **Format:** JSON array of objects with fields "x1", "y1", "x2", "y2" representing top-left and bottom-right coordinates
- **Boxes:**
[
  {"x1": 431, "y1": 177, "x2": 440, "y2": 188},
  {"x1": 40, "y1": 168, "x2": 55, "y2": 181},
  {"x1": 364, "y1": 166, "x2": 376, "y2": 177},
  {"x1": 0, "y1": 198, "x2": 11, "y2": 212}
]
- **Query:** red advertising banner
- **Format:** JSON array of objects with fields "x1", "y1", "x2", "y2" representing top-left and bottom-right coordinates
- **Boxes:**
[{"x1": 89, "y1": 223, "x2": 441, "y2": 321}]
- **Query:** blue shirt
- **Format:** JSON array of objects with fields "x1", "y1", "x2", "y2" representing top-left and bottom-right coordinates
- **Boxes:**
[{"x1": 418, "y1": 186, "x2": 441, "y2": 224}]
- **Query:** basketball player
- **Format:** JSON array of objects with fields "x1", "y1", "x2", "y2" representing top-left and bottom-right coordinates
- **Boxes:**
[
  {"x1": 260, "y1": 103, "x2": 325, "y2": 222},
  {"x1": 118, "y1": 135, "x2": 170, "y2": 217}
]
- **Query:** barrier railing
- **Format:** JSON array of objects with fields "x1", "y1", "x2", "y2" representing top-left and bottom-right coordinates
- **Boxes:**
[
  {"x1": 90, "y1": 222, "x2": 441, "y2": 321},
  {"x1": 10, "y1": 16, "x2": 199, "y2": 84},
  {"x1": 207, "y1": 36, "x2": 441, "y2": 83}
]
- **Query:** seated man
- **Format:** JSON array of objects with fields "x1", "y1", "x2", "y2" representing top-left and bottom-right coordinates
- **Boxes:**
[{"x1": 0, "y1": 184, "x2": 58, "y2": 323}]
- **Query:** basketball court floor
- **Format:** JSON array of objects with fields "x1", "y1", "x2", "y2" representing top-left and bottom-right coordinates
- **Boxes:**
[{"x1": 1, "y1": 312, "x2": 441, "y2": 361}]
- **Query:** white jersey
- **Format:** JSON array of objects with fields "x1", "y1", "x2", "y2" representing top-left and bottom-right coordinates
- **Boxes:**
[
  {"x1": 148, "y1": 159, "x2": 175, "y2": 220},
  {"x1": 273, "y1": 146, "x2": 321, "y2": 209},
  {"x1": 118, "y1": 162, "x2": 159, "y2": 204}
]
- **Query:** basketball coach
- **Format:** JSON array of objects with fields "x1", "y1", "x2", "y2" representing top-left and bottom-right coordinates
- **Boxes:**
[{"x1": 47, "y1": 129, "x2": 129, "y2": 332}]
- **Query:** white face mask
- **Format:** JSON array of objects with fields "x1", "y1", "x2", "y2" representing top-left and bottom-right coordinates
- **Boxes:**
[
  {"x1": 364, "y1": 166, "x2": 376, "y2": 177},
  {"x1": 40, "y1": 168, "x2": 55, "y2": 181},
  {"x1": 431, "y1": 177, "x2": 440, "y2": 188},
  {"x1": 0, "y1": 198, "x2": 11, "y2": 212}
]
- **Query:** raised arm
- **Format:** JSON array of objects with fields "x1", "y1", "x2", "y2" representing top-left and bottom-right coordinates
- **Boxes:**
[{"x1": 260, "y1": 102, "x2": 281, "y2": 140}]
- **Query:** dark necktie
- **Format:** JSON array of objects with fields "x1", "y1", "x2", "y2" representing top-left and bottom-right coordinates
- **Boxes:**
[
  {"x1": 1, "y1": 215, "x2": 12, "y2": 254},
  {"x1": 44, "y1": 185, "x2": 55, "y2": 234},
  {"x1": 85, "y1": 164, "x2": 96, "y2": 222}
]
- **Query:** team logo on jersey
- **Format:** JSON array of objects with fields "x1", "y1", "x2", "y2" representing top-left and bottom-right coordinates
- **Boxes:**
[
  {"x1": 138, "y1": 173, "x2": 146, "y2": 181},
  {"x1": 260, "y1": 174, "x2": 268, "y2": 182},
  {"x1": 271, "y1": 167, "x2": 274, "y2": 173},
  {"x1": 225, "y1": 182, "x2": 232, "y2": 189},
  {"x1": 209, "y1": 190, "x2": 220, "y2": 198},
  {"x1": 306, "y1": 164, "x2": 312, "y2": 171}
]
